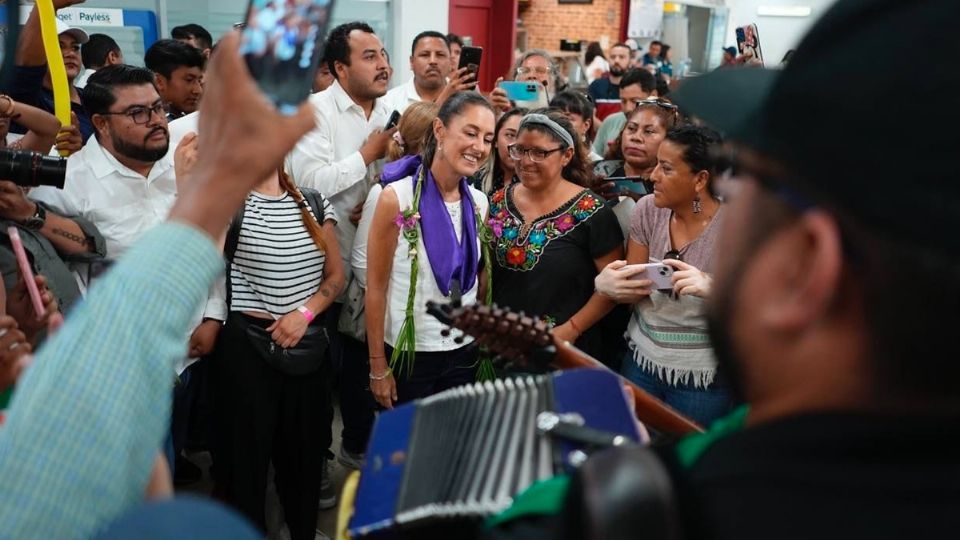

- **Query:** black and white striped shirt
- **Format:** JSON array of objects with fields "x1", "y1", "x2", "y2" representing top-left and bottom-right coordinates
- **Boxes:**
[{"x1": 229, "y1": 191, "x2": 337, "y2": 319}]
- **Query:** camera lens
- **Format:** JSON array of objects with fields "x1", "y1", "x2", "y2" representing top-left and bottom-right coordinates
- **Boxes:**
[{"x1": 0, "y1": 149, "x2": 67, "y2": 188}]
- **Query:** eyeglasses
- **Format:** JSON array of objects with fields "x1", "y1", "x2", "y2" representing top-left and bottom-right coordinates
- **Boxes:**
[
  {"x1": 99, "y1": 103, "x2": 167, "y2": 125},
  {"x1": 515, "y1": 66, "x2": 553, "y2": 76},
  {"x1": 508, "y1": 144, "x2": 565, "y2": 162}
]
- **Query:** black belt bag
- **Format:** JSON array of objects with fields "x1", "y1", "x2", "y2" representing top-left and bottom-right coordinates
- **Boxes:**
[{"x1": 241, "y1": 315, "x2": 329, "y2": 376}]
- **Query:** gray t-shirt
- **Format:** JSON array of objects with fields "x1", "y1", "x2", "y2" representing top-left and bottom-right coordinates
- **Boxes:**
[{"x1": 626, "y1": 195, "x2": 724, "y2": 388}]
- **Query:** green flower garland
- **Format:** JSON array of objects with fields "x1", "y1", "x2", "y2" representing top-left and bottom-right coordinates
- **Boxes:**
[{"x1": 390, "y1": 168, "x2": 496, "y2": 382}]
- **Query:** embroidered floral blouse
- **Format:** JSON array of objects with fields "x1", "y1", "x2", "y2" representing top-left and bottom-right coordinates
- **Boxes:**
[{"x1": 488, "y1": 183, "x2": 623, "y2": 360}]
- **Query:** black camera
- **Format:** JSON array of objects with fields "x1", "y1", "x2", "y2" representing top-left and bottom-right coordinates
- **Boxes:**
[{"x1": 0, "y1": 148, "x2": 67, "y2": 188}]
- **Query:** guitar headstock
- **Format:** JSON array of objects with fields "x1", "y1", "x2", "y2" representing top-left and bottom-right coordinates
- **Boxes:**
[{"x1": 426, "y1": 301, "x2": 556, "y2": 369}]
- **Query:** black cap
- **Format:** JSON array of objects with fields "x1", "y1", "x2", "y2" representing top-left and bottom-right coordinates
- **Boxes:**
[
  {"x1": 673, "y1": 0, "x2": 960, "y2": 254},
  {"x1": 722, "y1": 46, "x2": 737, "y2": 57}
]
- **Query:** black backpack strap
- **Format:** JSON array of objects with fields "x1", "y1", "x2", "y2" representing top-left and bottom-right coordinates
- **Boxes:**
[
  {"x1": 223, "y1": 203, "x2": 246, "y2": 307},
  {"x1": 298, "y1": 187, "x2": 327, "y2": 225}
]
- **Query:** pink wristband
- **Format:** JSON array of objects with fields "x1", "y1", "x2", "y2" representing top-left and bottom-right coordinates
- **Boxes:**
[{"x1": 296, "y1": 305, "x2": 315, "y2": 323}]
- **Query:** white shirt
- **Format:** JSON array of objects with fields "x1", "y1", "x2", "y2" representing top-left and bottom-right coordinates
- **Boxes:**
[
  {"x1": 74, "y1": 68, "x2": 95, "y2": 89},
  {"x1": 351, "y1": 183, "x2": 382, "y2": 290},
  {"x1": 285, "y1": 80, "x2": 391, "y2": 290},
  {"x1": 30, "y1": 136, "x2": 226, "y2": 373},
  {"x1": 382, "y1": 176, "x2": 488, "y2": 351},
  {"x1": 381, "y1": 77, "x2": 425, "y2": 116}
]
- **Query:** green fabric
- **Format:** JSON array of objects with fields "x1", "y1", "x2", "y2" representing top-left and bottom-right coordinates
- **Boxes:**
[
  {"x1": 0, "y1": 387, "x2": 11, "y2": 410},
  {"x1": 485, "y1": 475, "x2": 571, "y2": 528},
  {"x1": 485, "y1": 405, "x2": 751, "y2": 529},
  {"x1": 675, "y1": 404, "x2": 750, "y2": 468}
]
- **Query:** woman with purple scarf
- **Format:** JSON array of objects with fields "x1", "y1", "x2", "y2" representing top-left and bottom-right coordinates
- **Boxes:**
[{"x1": 364, "y1": 92, "x2": 496, "y2": 409}]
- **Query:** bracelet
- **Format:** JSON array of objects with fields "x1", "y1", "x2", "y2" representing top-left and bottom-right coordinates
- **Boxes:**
[
  {"x1": 0, "y1": 95, "x2": 15, "y2": 118},
  {"x1": 369, "y1": 367, "x2": 393, "y2": 381},
  {"x1": 296, "y1": 305, "x2": 315, "y2": 323},
  {"x1": 568, "y1": 317, "x2": 582, "y2": 336}
]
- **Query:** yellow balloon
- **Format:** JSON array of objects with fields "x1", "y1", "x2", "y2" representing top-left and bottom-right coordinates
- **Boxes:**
[{"x1": 35, "y1": 0, "x2": 73, "y2": 156}]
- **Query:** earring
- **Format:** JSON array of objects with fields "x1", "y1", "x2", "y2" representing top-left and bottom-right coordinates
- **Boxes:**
[{"x1": 693, "y1": 195, "x2": 702, "y2": 214}]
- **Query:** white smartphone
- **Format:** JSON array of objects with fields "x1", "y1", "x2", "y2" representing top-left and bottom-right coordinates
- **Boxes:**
[{"x1": 626, "y1": 262, "x2": 675, "y2": 290}]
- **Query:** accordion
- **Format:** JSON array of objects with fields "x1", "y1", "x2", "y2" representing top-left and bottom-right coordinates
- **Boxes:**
[{"x1": 349, "y1": 368, "x2": 642, "y2": 537}]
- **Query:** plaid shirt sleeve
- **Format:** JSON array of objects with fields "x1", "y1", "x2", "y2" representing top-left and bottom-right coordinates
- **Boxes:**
[{"x1": 0, "y1": 222, "x2": 223, "y2": 539}]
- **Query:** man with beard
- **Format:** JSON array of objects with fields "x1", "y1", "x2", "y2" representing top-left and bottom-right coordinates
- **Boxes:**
[
  {"x1": 29, "y1": 65, "x2": 226, "y2": 484},
  {"x1": 8, "y1": 1, "x2": 90, "y2": 149},
  {"x1": 286, "y1": 21, "x2": 395, "y2": 507},
  {"x1": 382, "y1": 31, "x2": 452, "y2": 115},
  {"x1": 587, "y1": 43, "x2": 632, "y2": 103},
  {"x1": 567, "y1": 0, "x2": 960, "y2": 538}
]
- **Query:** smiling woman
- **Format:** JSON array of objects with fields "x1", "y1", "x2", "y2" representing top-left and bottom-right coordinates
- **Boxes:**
[
  {"x1": 488, "y1": 109, "x2": 624, "y2": 365},
  {"x1": 364, "y1": 91, "x2": 495, "y2": 409}
]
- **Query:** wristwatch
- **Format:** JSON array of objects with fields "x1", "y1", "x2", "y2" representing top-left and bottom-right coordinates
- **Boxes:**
[{"x1": 21, "y1": 203, "x2": 46, "y2": 231}]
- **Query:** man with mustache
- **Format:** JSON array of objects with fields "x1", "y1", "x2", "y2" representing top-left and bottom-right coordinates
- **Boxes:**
[
  {"x1": 145, "y1": 39, "x2": 206, "y2": 121},
  {"x1": 587, "y1": 43, "x2": 633, "y2": 103},
  {"x1": 29, "y1": 65, "x2": 227, "y2": 483},
  {"x1": 382, "y1": 31, "x2": 453, "y2": 115},
  {"x1": 7, "y1": 0, "x2": 89, "y2": 150},
  {"x1": 286, "y1": 21, "x2": 396, "y2": 502}
]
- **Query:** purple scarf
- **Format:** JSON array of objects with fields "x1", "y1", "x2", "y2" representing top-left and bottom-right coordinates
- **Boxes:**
[{"x1": 381, "y1": 154, "x2": 479, "y2": 296}]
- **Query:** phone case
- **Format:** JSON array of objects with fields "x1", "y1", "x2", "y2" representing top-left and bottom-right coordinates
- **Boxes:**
[
  {"x1": 628, "y1": 263, "x2": 675, "y2": 290},
  {"x1": 499, "y1": 81, "x2": 540, "y2": 102}
]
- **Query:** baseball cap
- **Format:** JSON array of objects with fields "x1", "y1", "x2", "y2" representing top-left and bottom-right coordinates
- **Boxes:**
[
  {"x1": 672, "y1": 0, "x2": 960, "y2": 254},
  {"x1": 55, "y1": 17, "x2": 90, "y2": 45},
  {"x1": 722, "y1": 46, "x2": 737, "y2": 57}
]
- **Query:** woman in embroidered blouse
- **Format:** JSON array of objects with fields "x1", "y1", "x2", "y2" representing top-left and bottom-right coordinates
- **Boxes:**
[
  {"x1": 595, "y1": 124, "x2": 733, "y2": 427},
  {"x1": 488, "y1": 109, "x2": 624, "y2": 360},
  {"x1": 365, "y1": 92, "x2": 495, "y2": 409}
]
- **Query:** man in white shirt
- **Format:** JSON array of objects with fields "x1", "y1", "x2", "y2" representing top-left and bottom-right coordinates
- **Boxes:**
[
  {"x1": 381, "y1": 31, "x2": 452, "y2": 115},
  {"x1": 29, "y1": 64, "x2": 225, "y2": 480},
  {"x1": 286, "y1": 21, "x2": 395, "y2": 474}
]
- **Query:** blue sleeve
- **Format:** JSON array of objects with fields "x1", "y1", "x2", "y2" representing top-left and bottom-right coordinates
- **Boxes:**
[{"x1": 0, "y1": 222, "x2": 223, "y2": 539}]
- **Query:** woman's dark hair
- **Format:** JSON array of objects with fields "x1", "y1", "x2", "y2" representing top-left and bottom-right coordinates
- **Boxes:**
[
  {"x1": 656, "y1": 73, "x2": 671, "y2": 97},
  {"x1": 659, "y1": 44, "x2": 671, "y2": 61},
  {"x1": 604, "y1": 100, "x2": 680, "y2": 161},
  {"x1": 549, "y1": 91, "x2": 594, "y2": 123},
  {"x1": 519, "y1": 108, "x2": 592, "y2": 187},
  {"x1": 325, "y1": 21, "x2": 376, "y2": 78},
  {"x1": 422, "y1": 91, "x2": 495, "y2": 168},
  {"x1": 585, "y1": 41, "x2": 605, "y2": 65},
  {"x1": 664, "y1": 124, "x2": 725, "y2": 182},
  {"x1": 482, "y1": 107, "x2": 527, "y2": 193}
]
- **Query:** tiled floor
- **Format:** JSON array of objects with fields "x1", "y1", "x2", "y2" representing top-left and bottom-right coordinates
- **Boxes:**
[{"x1": 178, "y1": 405, "x2": 349, "y2": 539}]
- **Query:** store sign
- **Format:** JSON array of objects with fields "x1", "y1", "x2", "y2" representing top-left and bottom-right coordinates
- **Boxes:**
[{"x1": 19, "y1": 6, "x2": 124, "y2": 27}]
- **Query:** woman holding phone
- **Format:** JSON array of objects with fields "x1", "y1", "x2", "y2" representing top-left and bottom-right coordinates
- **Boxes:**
[
  {"x1": 595, "y1": 124, "x2": 732, "y2": 427},
  {"x1": 601, "y1": 98, "x2": 679, "y2": 198}
]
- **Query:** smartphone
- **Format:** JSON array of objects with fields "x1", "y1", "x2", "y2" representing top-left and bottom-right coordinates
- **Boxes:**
[
  {"x1": 385, "y1": 110, "x2": 400, "y2": 130},
  {"x1": 608, "y1": 177, "x2": 649, "y2": 195},
  {"x1": 458, "y1": 46, "x2": 482, "y2": 90},
  {"x1": 627, "y1": 262, "x2": 675, "y2": 290},
  {"x1": 6, "y1": 227, "x2": 46, "y2": 319},
  {"x1": 735, "y1": 23, "x2": 763, "y2": 66},
  {"x1": 239, "y1": 0, "x2": 337, "y2": 114},
  {"x1": 498, "y1": 80, "x2": 540, "y2": 102}
]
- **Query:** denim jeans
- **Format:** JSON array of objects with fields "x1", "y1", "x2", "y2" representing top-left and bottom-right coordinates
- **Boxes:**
[{"x1": 621, "y1": 352, "x2": 734, "y2": 429}]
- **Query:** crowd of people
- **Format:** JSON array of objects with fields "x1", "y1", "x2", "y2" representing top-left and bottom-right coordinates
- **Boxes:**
[{"x1": 1, "y1": 0, "x2": 958, "y2": 538}]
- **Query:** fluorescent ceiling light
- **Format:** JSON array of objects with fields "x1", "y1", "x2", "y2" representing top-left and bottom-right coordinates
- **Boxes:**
[{"x1": 757, "y1": 5, "x2": 813, "y2": 17}]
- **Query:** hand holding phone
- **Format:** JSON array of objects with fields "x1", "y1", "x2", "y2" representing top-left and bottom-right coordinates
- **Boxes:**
[
  {"x1": 458, "y1": 46, "x2": 483, "y2": 90},
  {"x1": 7, "y1": 227, "x2": 46, "y2": 319}
]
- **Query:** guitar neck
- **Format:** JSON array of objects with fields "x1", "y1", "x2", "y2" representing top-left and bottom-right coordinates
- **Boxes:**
[{"x1": 550, "y1": 336, "x2": 704, "y2": 436}]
